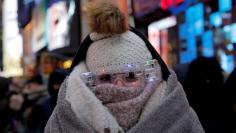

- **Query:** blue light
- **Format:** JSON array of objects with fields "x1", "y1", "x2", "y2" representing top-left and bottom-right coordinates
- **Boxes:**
[
  {"x1": 194, "y1": 20, "x2": 204, "y2": 36},
  {"x1": 202, "y1": 31, "x2": 214, "y2": 57},
  {"x1": 227, "y1": 44, "x2": 234, "y2": 51},
  {"x1": 230, "y1": 23, "x2": 236, "y2": 43},
  {"x1": 180, "y1": 36, "x2": 197, "y2": 63},
  {"x1": 194, "y1": 4, "x2": 204, "y2": 20},
  {"x1": 185, "y1": 5, "x2": 195, "y2": 22},
  {"x1": 148, "y1": 78, "x2": 155, "y2": 82},
  {"x1": 180, "y1": 51, "x2": 196, "y2": 63},
  {"x1": 219, "y1": 0, "x2": 232, "y2": 12},
  {"x1": 187, "y1": 36, "x2": 197, "y2": 51},
  {"x1": 185, "y1": 3, "x2": 204, "y2": 22},
  {"x1": 179, "y1": 23, "x2": 187, "y2": 39},
  {"x1": 210, "y1": 12, "x2": 222, "y2": 27},
  {"x1": 185, "y1": 3, "x2": 204, "y2": 36},
  {"x1": 83, "y1": 72, "x2": 91, "y2": 76},
  {"x1": 223, "y1": 25, "x2": 232, "y2": 42},
  {"x1": 127, "y1": 64, "x2": 132, "y2": 68},
  {"x1": 219, "y1": 50, "x2": 234, "y2": 73},
  {"x1": 223, "y1": 25, "x2": 231, "y2": 32},
  {"x1": 180, "y1": 52, "x2": 189, "y2": 64},
  {"x1": 169, "y1": 0, "x2": 192, "y2": 15}
]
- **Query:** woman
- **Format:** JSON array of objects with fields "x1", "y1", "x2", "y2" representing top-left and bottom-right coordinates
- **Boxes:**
[{"x1": 44, "y1": 1, "x2": 204, "y2": 132}]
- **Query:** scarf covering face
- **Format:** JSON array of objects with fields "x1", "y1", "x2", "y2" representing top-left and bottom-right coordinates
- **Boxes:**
[
  {"x1": 94, "y1": 78, "x2": 161, "y2": 130},
  {"x1": 44, "y1": 63, "x2": 205, "y2": 133}
]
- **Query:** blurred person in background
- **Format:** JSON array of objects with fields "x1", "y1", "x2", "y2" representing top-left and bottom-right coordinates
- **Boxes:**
[
  {"x1": 173, "y1": 62, "x2": 190, "y2": 87},
  {"x1": 0, "y1": 76, "x2": 26, "y2": 133},
  {"x1": 8, "y1": 76, "x2": 25, "y2": 93},
  {"x1": 26, "y1": 68, "x2": 68, "y2": 132},
  {"x1": 21, "y1": 74, "x2": 48, "y2": 131},
  {"x1": 0, "y1": 92, "x2": 25, "y2": 133},
  {"x1": 224, "y1": 67, "x2": 236, "y2": 132},
  {"x1": 0, "y1": 76, "x2": 11, "y2": 110},
  {"x1": 39, "y1": 52, "x2": 61, "y2": 85},
  {"x1": 22, "y1": 74, "x2": 47, "y2": 102},
  {"x1": 184, "y1": 56, "x2": 233, "y2": 133}
]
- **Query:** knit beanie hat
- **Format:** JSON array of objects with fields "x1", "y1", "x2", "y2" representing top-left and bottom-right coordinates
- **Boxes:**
[
  {"x1": 70, "y1": 0, "x2": 170, "y2": 81},
  {"x1": 87, "y1": 31, "x2": 154, "y2": 74},
  {"x1": 85, "y1": 0, "x2": 151, "y2": 74}
]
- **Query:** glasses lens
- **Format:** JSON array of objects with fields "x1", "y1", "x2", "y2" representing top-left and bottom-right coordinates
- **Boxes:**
[
  {"x1": 97, "y1": 74, "x2": 111, "y2": 83},
  {"x1": 124, "y1": 72, "x2": 138, "y2": 82}
]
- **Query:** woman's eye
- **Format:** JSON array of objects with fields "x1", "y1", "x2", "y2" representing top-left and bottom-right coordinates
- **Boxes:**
[{"x1": 99, "y1": 74, "x2": 111, "y2": 82}]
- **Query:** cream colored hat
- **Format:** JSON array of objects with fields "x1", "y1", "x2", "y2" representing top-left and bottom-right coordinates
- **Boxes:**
[
  {"x1": 70, "y1": 0, "x2": 170, "y2": 80},
  {"x1": 86, "y1": 31, "x2": 153, "y2": 74}
]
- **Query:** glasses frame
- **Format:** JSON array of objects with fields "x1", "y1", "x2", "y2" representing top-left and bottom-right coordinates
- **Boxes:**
[{"x1": 80, "y1": 59, "x2": 160, "y2": 89}]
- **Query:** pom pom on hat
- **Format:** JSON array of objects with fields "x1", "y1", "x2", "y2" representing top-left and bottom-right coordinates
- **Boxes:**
[{"x1": 85, "y1": 0, "x2": 128, "y2": 34}]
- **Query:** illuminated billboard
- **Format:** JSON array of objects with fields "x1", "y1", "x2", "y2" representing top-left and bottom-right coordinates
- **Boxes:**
[
  {"x1": 180, "y1": 36, "x2": 197, "y2": 63},
  {"x1": 148, "y1": 16, "x2": 177, "y2": 65},
  {"x1": 32, "y1": 0, "x2": 47, "y2": 52},
  {"x1": 210, "y1": 12, "x2": 222, "y2": 27},
  {"x1": 222, "y1": 25, "x2": 231, "y2": 43},
  {"x1": 230, "y1": 23, "x2": 236, "y2": 43},
  {"x1": 202, "y1": 31, "x2": 214, "y2": 57},
  {"x1": 185, "y1": 3, "x2": 204, "y2": 36},
  {"x1": 148, "y1": 16, "x2": 177, "y2": 53},
  {"x1": 3, "y1": 0, "x2": 23, "y2": 76},
  {"x1": 46, "y1": 1, "x2": 75, "y2": 51},
  {"x1": 219, "y1": 0, "x2": 232, "y2": 12},
  {"x1": 218, "y1": 50, "x2": 234, "y2": 73},
  {"x1": 179, "y1": 23, "x2": 187, "y2": 39}
]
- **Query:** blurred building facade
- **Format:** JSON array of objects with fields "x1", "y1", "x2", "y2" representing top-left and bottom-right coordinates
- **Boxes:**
[{"x1": 131, "y1": 0, "x2": 236, "y2": 73}]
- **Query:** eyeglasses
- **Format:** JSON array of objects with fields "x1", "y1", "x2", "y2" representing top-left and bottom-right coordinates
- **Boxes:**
[{"x1": 80, "y1": 59, "x2": 160, "y2": 89}]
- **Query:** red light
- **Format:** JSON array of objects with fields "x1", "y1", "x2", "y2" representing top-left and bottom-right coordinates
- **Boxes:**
[
  {"x1": 132, "y1": 82, "x2": 137, "y2": 87},
  {"x1": 99, "y1": 69, "x2": 105, "y2": 74},
  {"x1": 175, "y1": 0, "x2": 183, "y2": 4},
  {"x1": 161, "y1": 0, "x2": 184, "y2": 10},
  {"x1": 161, "y1": 0, "x2": 172, "y2": 10}
]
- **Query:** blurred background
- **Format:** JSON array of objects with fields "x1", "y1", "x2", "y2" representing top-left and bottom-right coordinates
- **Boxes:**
[
  {"x1": 0, "y1": 0, "x2": 235, "y2": 78},
  {"x1": 1, "y1": 0, "x2": 236, "y2": 133}
]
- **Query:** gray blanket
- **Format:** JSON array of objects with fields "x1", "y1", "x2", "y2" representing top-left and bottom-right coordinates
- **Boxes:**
[{"x1": 44, "y1": 71, "x2": 204, "y2": 133}]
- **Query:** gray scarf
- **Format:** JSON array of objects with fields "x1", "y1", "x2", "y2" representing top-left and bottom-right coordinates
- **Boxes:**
[
  {"x1": 94, "y1": 80, "x2": 159, "y2": 130},
  {"x1": 44, "y1": 64, "x2": 205, "y2": 133}
]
